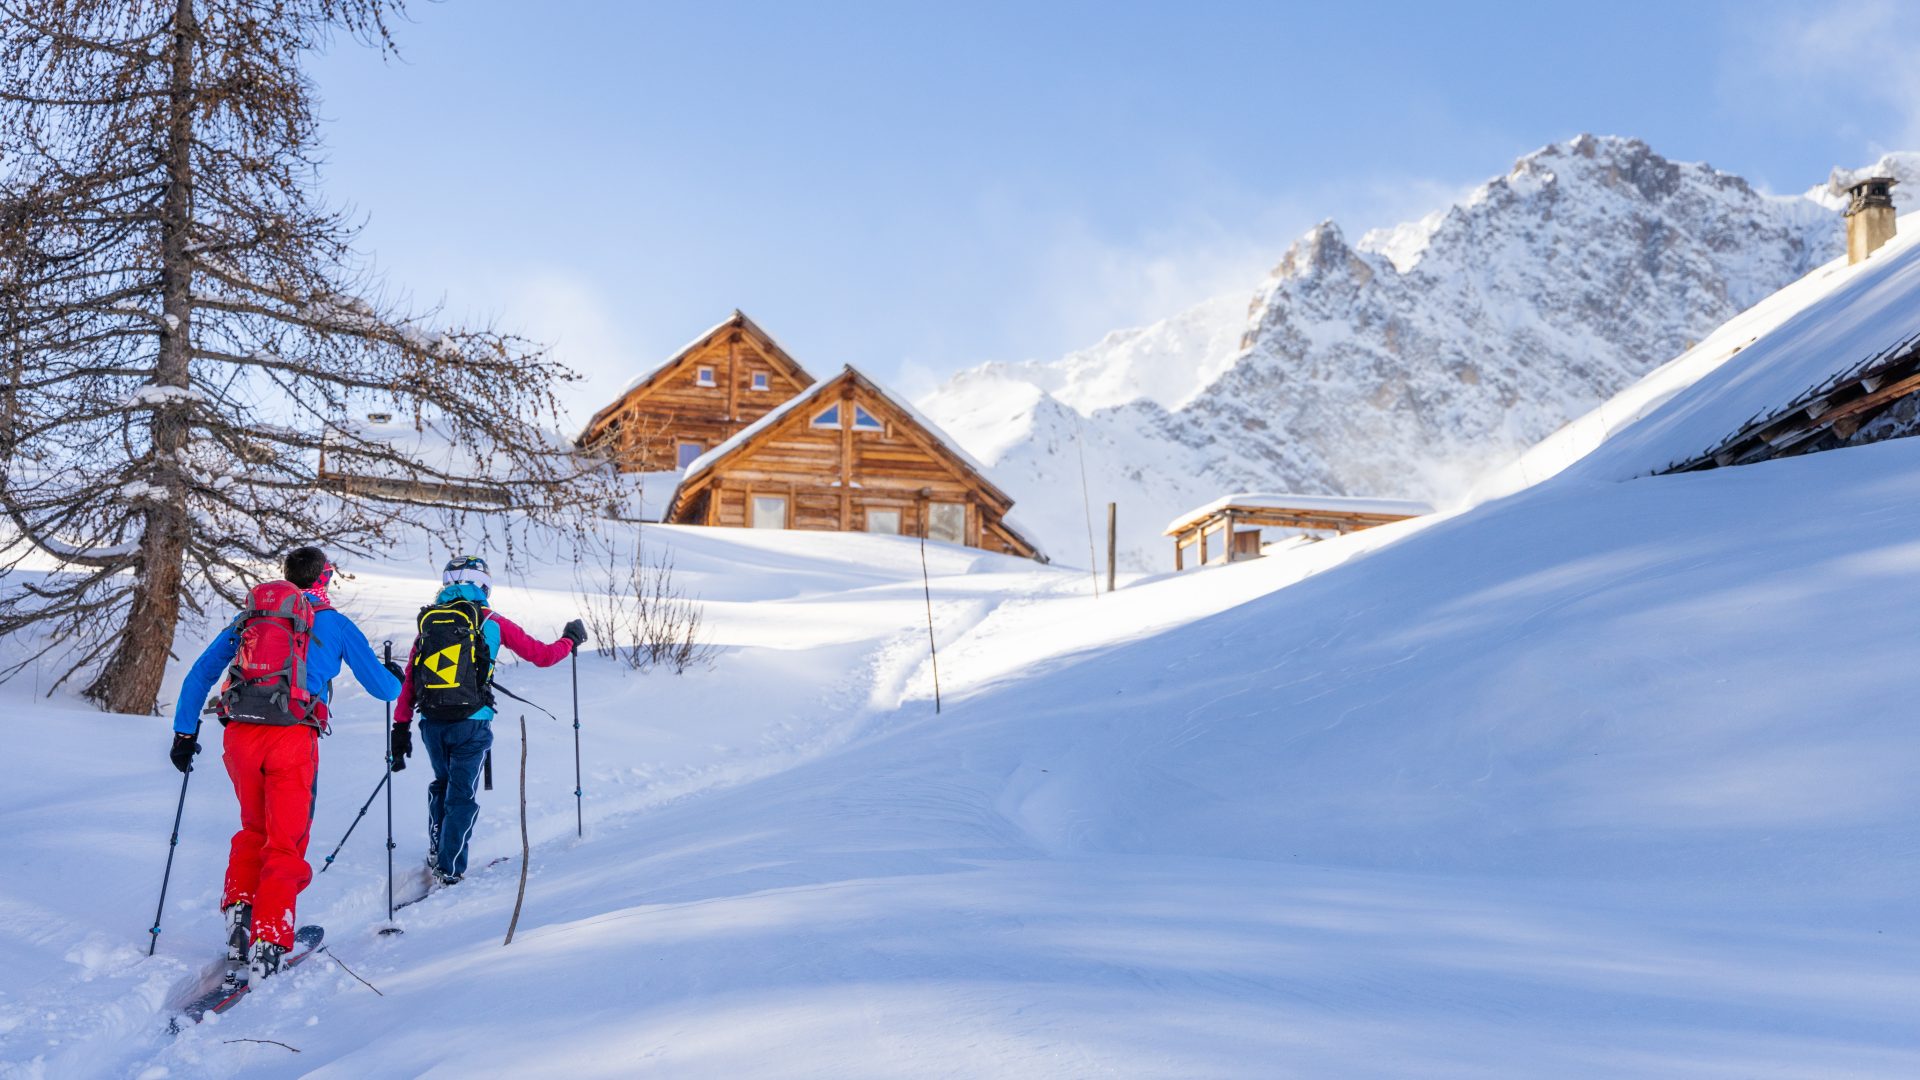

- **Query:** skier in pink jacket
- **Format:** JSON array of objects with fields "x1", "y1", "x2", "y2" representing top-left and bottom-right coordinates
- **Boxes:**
[{"x1": 390, "y1": 556, "x2": 585, "y2": 884}]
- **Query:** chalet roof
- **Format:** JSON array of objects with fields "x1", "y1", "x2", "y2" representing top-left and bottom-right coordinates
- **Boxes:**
[
  {"x1": 573, "y1": 310, "x2": 813, "y2": 446},
  {"x1": 1164, "y1": 493, "x2": 1435, "y2": 535}
]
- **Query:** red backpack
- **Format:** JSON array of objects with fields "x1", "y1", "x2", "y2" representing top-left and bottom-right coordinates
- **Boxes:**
[{"x1": 214, "y1": 580, "x2": 320, "y2": 728}]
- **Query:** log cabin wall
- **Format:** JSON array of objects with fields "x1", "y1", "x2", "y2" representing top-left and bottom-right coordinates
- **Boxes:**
[
  {"x1": 668, "y1": 370, "x2": 1038, "y2": 559},
  {"x1": 578, "y1": 315, "x2": 812, "y2": 472}
]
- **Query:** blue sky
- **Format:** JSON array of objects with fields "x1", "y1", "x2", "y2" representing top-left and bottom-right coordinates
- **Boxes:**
[{"x1": 307, "y1": 0, "x2": 1919, "y2": 421}]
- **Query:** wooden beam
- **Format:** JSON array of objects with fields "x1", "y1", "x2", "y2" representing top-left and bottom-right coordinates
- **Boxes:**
[
  {"x1": 1815, "y1": 368, "x2": 1920, "y2": 428},
  {"x1": 727, "y1": 331, "x2": 739, "y2": 424},
  {"x1": 840, "y1": 389, "x2": 853, "y2": 530}
]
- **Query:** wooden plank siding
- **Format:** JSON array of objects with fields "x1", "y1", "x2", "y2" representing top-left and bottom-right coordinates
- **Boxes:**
[
  {"x1": 665, "y1": 367, "x2": 1042, "y2": 560},
  {"x1": 574, "y1": 311, "x2": 814, "y2": 472}
]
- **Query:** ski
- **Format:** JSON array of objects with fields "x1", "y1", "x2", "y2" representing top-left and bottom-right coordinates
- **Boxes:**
[
  {"x1": 170, "y1": 924, "x2": 325, "y2": 1030},
  {"x1": 392, "y1": 856, "x2": 510, "y2": 913}
]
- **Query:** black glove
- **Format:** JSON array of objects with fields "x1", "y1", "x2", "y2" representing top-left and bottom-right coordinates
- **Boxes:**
[
  {"x1": 170, "y1": 731, "x2": 201, "y2": 774},
  {"x1": 389, "y1": 723, "x2": 412, "y2": 772},
  {"x1": 561, "y1": 618, "x2": 588, "y2": 652},
  {"x1": 382, "y1": 658, "x2": 405, "y2": 682}
]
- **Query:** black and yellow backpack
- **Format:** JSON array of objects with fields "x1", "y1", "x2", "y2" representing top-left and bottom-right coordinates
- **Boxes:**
[{"x1": 411, "y1": 598, "x2": 494, "y2": 720}]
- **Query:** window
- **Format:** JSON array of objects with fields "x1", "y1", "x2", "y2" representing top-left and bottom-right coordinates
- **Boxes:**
[
  {"x1": 810, "y1": 403, "x2": 841, "y2": 429},
  {"x1": 866, "y1": 508, "x2": 901, "y2": 535},
  {"x1": 696, "y1": 366, "x2": 716, "y2": 387},
  {"x1": 852, "y1": 405, "x2": 884, "y2": 432},
  {"x1": 750, "y1": 495, "x2": 787, "y2": 530},
  {"x1": 928, "y1": 502, "x2": 966, "y2": 544},
  {"x1": 751, "y1": 371, "x2": 769, "y2": 391},
  {"x1": 676, "y1": 442, "x2": 704, "y2": 469}
]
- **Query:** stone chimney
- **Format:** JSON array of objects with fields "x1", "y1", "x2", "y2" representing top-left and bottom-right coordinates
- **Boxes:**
[{"x1": 1845, "y1": 176, "x2": 1897, "y2": 264}]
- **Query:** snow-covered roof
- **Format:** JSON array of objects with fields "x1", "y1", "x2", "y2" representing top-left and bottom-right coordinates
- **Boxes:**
[
  {"x1": 1164, "y1": 492, "x2": 1436, "y2": 535},
  {"x1": 325, "y1": 414, "x2": 582, "y2": 488}
]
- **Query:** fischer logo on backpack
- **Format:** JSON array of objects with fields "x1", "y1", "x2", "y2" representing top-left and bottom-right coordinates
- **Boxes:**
[
  {"x1": 412, "y1": 598, "x2": 494, "y2": 720},
  {"x1": 213, "y1": 580, "x2": 321, "y2": 728}
]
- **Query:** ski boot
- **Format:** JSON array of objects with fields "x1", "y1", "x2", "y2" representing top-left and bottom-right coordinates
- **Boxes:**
[
  {"x1": 222, "y1": 902, "x2": 252, "y2": 987},
  {"x1": 246, "y1": 938, "x2": 286, "y2": 986}
]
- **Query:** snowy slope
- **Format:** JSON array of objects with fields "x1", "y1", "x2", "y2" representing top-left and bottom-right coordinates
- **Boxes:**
[
  {"x1": 922, "y1": 136, "x2": 1915, "y2": 570},
  {"x1": 5, "y1": 425, "x2": 1920, "y2": 1074}
]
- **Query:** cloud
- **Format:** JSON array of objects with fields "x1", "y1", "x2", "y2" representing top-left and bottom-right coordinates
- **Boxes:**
[
  {"x1": 1730, "y1": 0, "x2": 1920, "y2": 153},
  {"x1": 485, "y1": 269, "x2": 633, "y2": 426}
]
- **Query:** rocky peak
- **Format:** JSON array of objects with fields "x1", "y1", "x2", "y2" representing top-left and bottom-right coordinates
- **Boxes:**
[{"x1": 918, "y1": 136, "x2": 1898, "y2": 570}]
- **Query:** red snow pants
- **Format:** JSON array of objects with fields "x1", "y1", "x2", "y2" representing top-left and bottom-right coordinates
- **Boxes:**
[{"x1": 220, "y1": 721, "x2": 319, "y2": 949}]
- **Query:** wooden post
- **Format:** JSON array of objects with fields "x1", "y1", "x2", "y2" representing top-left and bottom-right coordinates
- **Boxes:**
[
  {"x1": 839, "y1": 396, "x2": 853, "y2": 531},
  {"x1": 1198, "y1": 520, "x2": 1208, "y2": 566},
  {"x1": 1106, "y1": 502, "x2": 1117, "y2": 592},
  {"x1": 1174, "y1": 537, "x2": 1183, "y2": 571},
  {"x1": 1223, "y1": 510, "x2": 1235, "y2": 564},
  {"x1": 726, "y1": 332, "x2": 739, "y2": 424}
]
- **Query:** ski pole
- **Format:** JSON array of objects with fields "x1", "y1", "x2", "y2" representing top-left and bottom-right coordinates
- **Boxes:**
[
  {"x1": 383, "y1": 639, "x2": 396, "y2": 925},
  {"x1": 319, "y1": 770, "x2": 390, "y2": 873},
  {"x1": 483, "y1": 749, "x2": 493, "y2": 792},
  {"x1": 148, "y1": 721, "x2": 200, "y2": 956},
  {"x1": 571, "y1": 648, "x2": 582, "y2": 838}
]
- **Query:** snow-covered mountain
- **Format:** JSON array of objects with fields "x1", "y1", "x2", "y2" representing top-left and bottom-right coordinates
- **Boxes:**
[{"x1": 922, "y1": 135, "x2": 1920, "y2": 570}]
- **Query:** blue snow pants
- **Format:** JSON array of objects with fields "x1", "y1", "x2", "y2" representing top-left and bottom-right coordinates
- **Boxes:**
[{"x1": 421, "y1": 717, "x2": 492, "y2": 878}]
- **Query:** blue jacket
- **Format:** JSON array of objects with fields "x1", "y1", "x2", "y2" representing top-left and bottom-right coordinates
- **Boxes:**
[{"x1": 172, "y1": 596, "x2": 401, "y2": 734}]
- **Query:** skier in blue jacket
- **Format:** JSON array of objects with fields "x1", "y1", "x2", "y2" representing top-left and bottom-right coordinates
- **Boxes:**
[
  {"x1": 168, "y1": 547, "x2": 403, "y2": 979},
  {"x1": 171, "y1": 553, "x2": 403, "y2": 740}
]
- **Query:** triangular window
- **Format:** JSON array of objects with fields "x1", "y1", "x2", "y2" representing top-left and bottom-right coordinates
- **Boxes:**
[
  {"x1": 852, "y1": 405, "x2": 884, "y2": 432},
  {"x1": 810, "y1": 403, "x2": 841, "y2": 428}
]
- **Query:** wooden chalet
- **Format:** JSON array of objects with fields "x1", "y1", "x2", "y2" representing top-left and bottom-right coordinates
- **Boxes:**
[
  {"x1": 663, "y1": 365, "x2": 1043, "y2": 560},
  {"x1": 1165, "y1": 493, "x2": 1432, "y2": 570},
  {"x1": 575, "y1": 311, "x2": 815, "y2": 472}
]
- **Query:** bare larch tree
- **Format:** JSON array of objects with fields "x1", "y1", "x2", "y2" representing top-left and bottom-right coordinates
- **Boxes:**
[{"x1": 0, "y1": 0, "x2": 595, "y2": 714}]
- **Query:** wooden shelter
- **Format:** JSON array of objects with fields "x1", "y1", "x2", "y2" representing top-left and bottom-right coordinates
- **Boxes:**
[
  {"x1": 1165, "y1": 493, "x2": 1432, "y2": 570},
  {"x1": 664, "y1": 365, "x2": 1043, "y2": 560},
  {"x1": 575, "y1": 311, "x2": 815, "y2": 472}
]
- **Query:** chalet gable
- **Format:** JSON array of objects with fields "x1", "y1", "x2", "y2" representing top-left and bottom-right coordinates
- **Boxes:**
[{"x1": 575, "y1": 311, "x2": 816, "y2": 472}]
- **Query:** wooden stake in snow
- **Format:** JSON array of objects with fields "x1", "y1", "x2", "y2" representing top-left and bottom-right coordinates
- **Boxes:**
[
  {"x1": 920, "y1": 533, "x2": 942, "y2": 714},
  {"x1": 1106, "y1": 502, "x2": 1118, "y2": 594},
  {"x1": 504, "y1": 714, "x2": 531, "y2": 946}
]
